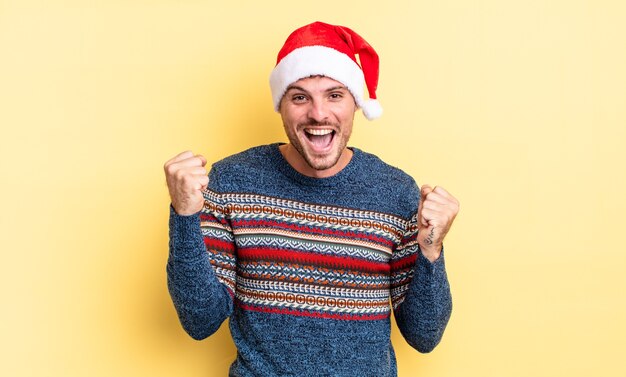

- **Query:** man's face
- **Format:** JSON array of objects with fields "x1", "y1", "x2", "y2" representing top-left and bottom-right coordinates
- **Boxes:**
[{"x1": 279, "y1": 76, "x2": 357, "y2": 175}]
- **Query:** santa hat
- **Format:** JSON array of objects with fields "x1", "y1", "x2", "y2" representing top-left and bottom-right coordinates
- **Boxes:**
[{"x1": 269, "y1": 21, "x2": 382, "y2": 120}]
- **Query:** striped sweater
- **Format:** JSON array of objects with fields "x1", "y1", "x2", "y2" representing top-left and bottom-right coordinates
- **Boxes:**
[{"x1": 167, "y1": 143, "x2": 452, "y2": 376}]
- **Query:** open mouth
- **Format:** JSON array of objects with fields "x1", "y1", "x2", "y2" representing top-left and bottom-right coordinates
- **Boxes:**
[{"x1": 304, "y1": 128, "x2": 335, "y2": 151}]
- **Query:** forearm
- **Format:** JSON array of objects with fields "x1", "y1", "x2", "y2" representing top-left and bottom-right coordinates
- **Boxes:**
[
  {"x1": 394, "y1": 246, "x2": 452, "y2": 353},
  {"x1": 167, "y1": 205, "x2": 233, "y2": 340}
]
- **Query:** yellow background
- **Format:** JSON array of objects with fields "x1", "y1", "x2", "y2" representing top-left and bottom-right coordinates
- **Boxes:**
[{"x1": 1, "y1": 1, "x2": 625, "y2": 376}]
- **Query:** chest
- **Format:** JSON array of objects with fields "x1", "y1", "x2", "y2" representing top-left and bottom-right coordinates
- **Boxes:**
[{"x1": 222, "y1": 193, "x2": 408, "y2": 320}]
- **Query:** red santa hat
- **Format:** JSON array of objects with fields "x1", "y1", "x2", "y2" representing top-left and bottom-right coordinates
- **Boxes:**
[{"x1": 269, "y1": 21, "x2": 382, "y2": 120}]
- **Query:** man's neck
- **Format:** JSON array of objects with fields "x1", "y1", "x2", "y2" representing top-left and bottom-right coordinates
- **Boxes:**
[{"x1": 279, "y1": 144, "x2": 353, "y2": 179}]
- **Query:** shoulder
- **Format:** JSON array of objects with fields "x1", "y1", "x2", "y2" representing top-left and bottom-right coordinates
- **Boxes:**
[
  {"x1": 353, "y1": 148, "x2": 421, "y2": 217},
  {"x1": 212, "y1": 144, "x2": 274, "y2": 171},
  {"x1": 208, "y1": 144, "x2": 278, "y2": 192},
  {"x1": 356, "y1": 149, "x2": 419, "y2": 194},
  {"x1": 358, "y1": 150, "x2": 417, "y2": 188}
]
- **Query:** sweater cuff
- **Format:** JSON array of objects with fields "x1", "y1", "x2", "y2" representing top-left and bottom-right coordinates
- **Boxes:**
[
  {"x1": 416, "y1": 245, "x2": 446, "y2": 275},
  {"x1": 169, "y1": 204, "x2": 204, "y2": 257}
]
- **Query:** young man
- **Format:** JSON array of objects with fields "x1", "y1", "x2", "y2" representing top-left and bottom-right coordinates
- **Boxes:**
[{"x1": 164, "y1": 21, "x2": 459, "y2": 376}]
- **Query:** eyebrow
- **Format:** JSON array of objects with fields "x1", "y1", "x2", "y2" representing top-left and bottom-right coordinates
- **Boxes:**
[{"x1": 285, "y1": 85, "x2": 348, "y2": 94}]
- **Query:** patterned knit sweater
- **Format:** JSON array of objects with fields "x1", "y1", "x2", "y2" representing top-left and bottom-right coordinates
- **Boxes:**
[{"x1": 167, "y1": 143, "x2": 452, "y2": 376}]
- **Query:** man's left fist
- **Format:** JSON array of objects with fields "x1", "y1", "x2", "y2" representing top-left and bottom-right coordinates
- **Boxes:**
[{"x1": 416, "y1": 185, "x2": 460, "y2": 262}]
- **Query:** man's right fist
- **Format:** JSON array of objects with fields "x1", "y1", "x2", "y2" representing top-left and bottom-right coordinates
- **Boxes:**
[{"x1": 164, "y1": 150, "x2": 209, "y2": 216}]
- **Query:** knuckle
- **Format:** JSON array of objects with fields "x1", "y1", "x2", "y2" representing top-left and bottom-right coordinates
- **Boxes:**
[
  {"x1": 450, "y1": 201, "x2": 459, "y2": 212},
  {"x1": 181, "y1": 174, "x2": 194, "y2": 184}
]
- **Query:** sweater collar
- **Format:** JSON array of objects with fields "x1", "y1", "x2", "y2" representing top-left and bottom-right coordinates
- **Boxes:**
[{"x1": 270, "y1": 142, "x2": 362, "y2": 187}]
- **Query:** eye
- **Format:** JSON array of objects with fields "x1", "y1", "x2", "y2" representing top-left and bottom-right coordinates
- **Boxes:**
[
  {"x1": 292, "y1": 94, "x2": 308, "y2": 103},
  {"x1": 329, "y1": 92, "x2": 344, "y2": 100}
]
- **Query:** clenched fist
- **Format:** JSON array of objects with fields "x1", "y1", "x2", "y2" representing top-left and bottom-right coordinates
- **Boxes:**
[
  {"x1": 164, "y1": 150, "x2": 209, "y2": 216},
  {"x1": 416, "y1": 185, "x2": 460, "y2": 262}
]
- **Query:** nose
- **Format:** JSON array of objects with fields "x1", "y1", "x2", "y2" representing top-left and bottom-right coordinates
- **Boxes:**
[{"x1": 307, "y1": 99, "x2": 329, "y2": 122}]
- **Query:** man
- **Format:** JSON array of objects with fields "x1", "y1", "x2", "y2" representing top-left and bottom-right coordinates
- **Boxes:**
[{"x1": 164, "y1": 21, "x2": 459, "y2": 376}]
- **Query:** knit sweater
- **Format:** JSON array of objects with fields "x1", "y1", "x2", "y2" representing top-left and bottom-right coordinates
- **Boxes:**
[{"x1": 167, "y1": 143, "x2": 452, "y2": 377}]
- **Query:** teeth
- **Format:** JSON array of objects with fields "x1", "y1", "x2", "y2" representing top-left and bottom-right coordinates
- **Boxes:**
[{"x1": 305, "y1": 128, "x2": 333, "y2": 136}]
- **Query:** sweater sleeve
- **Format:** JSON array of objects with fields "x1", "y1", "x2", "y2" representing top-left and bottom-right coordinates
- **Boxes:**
[
  {"x1": 391, "y1": 211, "x2": 452, "y2": 353},
  {"x1": 166, "y1": 167, "x2": 237, "y2": 340}
]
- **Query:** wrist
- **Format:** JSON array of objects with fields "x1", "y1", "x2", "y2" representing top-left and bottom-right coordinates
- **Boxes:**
[
  {"x1": 419, "y1": 243, "x2": 443, "y2": 262},
  {"x1": 171, "y1": 202, "x2": 200, "y2": 216}
]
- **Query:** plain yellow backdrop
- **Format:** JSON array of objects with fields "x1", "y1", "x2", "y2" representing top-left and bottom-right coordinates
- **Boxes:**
[{"x1": 1, "y1": 1, "x2": 625, "y2": 376}]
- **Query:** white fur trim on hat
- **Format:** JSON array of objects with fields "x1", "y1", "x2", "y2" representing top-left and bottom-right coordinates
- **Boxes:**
[
  {"x1": 361, "y1": 99, "x2": 383, "y2": 120},
  {"x1": 270, "y1": 45, "x2": 367, "y2": 112}
]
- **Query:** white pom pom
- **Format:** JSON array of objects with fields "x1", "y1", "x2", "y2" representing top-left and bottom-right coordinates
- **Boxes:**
[{"x1": 361, "y1": 99, "x2": 383, "y2": 120}]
